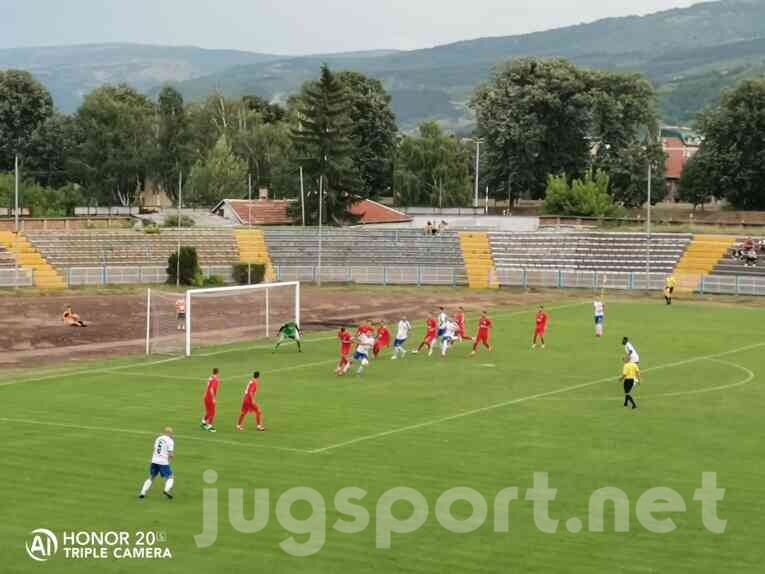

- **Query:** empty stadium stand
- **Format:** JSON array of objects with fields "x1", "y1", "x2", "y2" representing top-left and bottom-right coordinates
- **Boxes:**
[
  {"x1": 0, "y1": 244, "x2": 17, "y2": 268},
  {"x1": 263, "y1": 228, "x2": 465, "y2": 269},
  {"x1": 488, "y1": 231, "x2": 692, "y2": 273},
  {"x1": 24, "y1": 230, "x2": 240, "y2": 269}
]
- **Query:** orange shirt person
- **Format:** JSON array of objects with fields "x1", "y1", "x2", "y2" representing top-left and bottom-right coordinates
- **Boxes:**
[{"x1": 62, "y1": 306, "x2": 87, "y2": 327}]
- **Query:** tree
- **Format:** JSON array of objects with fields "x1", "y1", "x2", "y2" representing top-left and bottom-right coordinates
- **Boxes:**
[
  {"x1": 72, "y1": 84, "x2": 156, "y2": 206},
  {"x1": 678, "y1": 150, "x2": 714, "y2": 209},
  {"x1": 0, "y1": 173, "x2": 84, "y2": 217},
  {"x1": 695, "y1": 79, "x2": 765, "y2": 209},
  {"x1": 394, "y1": 122, "x2": 472, "y2": 207},
  {"x1": 167, "y1": 246, "x2": 200, "y2": 286},
  {"x1": 472, "y1": 59, "x2": 592, "y2": 202},
  {"x1": 188, "y1": 135, "x2": 247, "y2": 206},
  {"x1": 543, "y1": 170, "x2": 620, "y2": 217},
  {"x1": 606, "y1": 141, "x2": 667, "y2": 208},
  {"x1": 336, "y1": 71, "x2": 398, "y2": 198},
  {"x1": 0, "y1": 70, "x2": 54, "y2": 170},
  {"x1": 155, "y1": 86, "x2": 192, "y2": 202},
  {"x1": 291, "y1": 65, "x2": 360, "y2": 225},
  {"x1": 24, "y1": 113, "x2": 80, "y2": 188}
]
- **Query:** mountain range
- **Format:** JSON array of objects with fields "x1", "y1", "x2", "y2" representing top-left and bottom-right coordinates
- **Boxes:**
[{"x1": 2, "y1": 0, "x2": 765, "y2": 128}]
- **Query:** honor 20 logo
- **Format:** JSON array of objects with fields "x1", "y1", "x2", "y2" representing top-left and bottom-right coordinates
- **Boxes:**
[{"x1": 25, "y1": 529, "x2": 59, "y2": 562}]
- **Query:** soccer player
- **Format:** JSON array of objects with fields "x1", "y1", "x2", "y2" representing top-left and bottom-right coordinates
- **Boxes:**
[
  {"x1": 138, "y1": 427, "x2": 175, "y2": 500},
  {"x1": 664, "y1": 275, "x2": 677, "y2": 305},
  {"x1": 62, "y1": 306, "x2": 87, "y2": 327},
  {"x1": 336, "y1": 327, "x2": 353, "y2": 376},
  {"x1": 351, "y1": 332, "x2": 376, "y2": 375},
  {"x1": 440, "y1": 319, "x2": 459, "y2": 357},
  {"x1": 471, "y1": 311, "x2": 493, "y2": 355},
  {"x1": 200, "y1": 368, "x2": 220, "y2": 432},
  {"x1": 454, "y1": 306, "x2": 472, "y2": 341},
  {"x1": 623, "y1": 336, "x2": 640, "y2": 364},
  {"x1": 356, "y1": 320, "x2": 375, "y2": 337},
  {"x1": 391, "y1": 317, "x2": 412, "y2": 360},
  {"x1": 532, "y1": 305, "x2": 549, "y2": 349},
  {"x1": 237, "y1": 372, "x2": 265, "y2": 432},
  {"x1": 593, "y1": 299, "x2": 605, "y2": 337},
  {"x1": 373, "y1": 321, "x2": 391, "y2": 358},
  {"x1": 437, "y1": 307, "x2": 449, "y2": 339},
  {"x1": 175, "y1": 298, "x2": 186, "y2": 331},
  {"x1": 620, "y1": 359, "x2": 640, "y2": 409},
  {"x1": 414, "y1": 314, "x2": 438, "y2": 356},
  {"x1": 274, "y1": 321, "x2": 302, "y2": 353}
]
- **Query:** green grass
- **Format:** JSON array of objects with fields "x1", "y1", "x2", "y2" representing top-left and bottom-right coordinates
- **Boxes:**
[{"x1": 2, "y1": 298, "x2": 764, "y2": 573}]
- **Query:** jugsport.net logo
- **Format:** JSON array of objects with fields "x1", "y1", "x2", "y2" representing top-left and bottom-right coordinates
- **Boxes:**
[{"x1": 25, "y1": 528, "x2": 173, "y2": 562}]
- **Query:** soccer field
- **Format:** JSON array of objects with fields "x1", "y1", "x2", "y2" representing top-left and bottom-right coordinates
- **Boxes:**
[{"x1": 2, "y1": 297, "x2": 764, "y2": 573}]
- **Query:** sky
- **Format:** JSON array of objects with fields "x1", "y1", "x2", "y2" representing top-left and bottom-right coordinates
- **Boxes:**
[{"x1": 1, "y1": 0, "x2": 701, "y2": 54}]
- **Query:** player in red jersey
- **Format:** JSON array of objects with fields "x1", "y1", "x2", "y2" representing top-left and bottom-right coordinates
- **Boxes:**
[
  {"x1": 532, "y1": 305, "x2": 549, "y2": 349},
  {"x1": 471, "y1": 310, "x2": 493, "y2": 355},
  {"x1": 373, "y1": 321, "x2": 391, "y2": 358},
  {"x1": 356, "y1": 320, "x2": 375, "y2": 337},
  {"x1": 455, "y1": 306, "x2": 472, "y2": 341},
  {"x1": 336, "y1": 327, "x2": 354, "y2": 376},
  {"x1": 414, "y1": 314, "x2": 438, "y2": 356},
  {"x1": 237, "y1": 372, "x2": 265, "y2": 432},
  {"x1": 200, "y1": 368, "x2": 220, "y2": 432}
]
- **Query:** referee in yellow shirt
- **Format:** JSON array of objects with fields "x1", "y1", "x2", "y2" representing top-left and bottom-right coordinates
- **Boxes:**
[
  {"x1": 664, "y1": 275, "x2": 677, "y2": 305},
  {"x1": 621, "y1": 359, "x2": 640, "y2": 409}
]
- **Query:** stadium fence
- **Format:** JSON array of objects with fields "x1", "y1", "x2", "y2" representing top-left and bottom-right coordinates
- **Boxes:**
[
  {"x1": 0, "y1": 268, "x2": 35, "y2": 287},
  {"x1": 64, "y1": 265, "x2": 234, "y2": 287}
]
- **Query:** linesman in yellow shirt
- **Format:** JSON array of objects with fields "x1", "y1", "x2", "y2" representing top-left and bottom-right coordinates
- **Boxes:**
[
  {"x1": 621, "y1": 359, "x2": 640, "y2": 410},
  {"x1": 664, "y1": 275, "x2": 677, "y2": 306}
]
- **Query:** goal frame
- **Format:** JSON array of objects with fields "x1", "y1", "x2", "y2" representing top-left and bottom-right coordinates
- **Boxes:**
[{"x1": 145, "y1": 281, "x2": 301, "y2": 357}]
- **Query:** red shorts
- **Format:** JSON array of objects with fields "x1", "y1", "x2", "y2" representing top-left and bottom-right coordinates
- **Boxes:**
[
  {"x1": 341, "y1": 346, "x2": 352, "y2": 357},
  {"x1": 535, "y1": 328, "x2": 546, "y2": 336},
  {"x1": 476, "y1": 331, "x2": 490, "y2": 343},
  {"x1": 241, "y1": 401, "x2": 260, "y2": 414},
  {"x1": 424, "y1": 334, "x2": 437, "y2": 344}
]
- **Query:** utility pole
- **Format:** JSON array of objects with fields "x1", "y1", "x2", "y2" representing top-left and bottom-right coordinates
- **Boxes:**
[
  {"x1": 176, "y1": 170, "x2": 182, "y2": 288},
  {"x1": 317, "y1": 175, "x2": 323, "y2": 287},
  {"x1": 299, "y1": 166, "x2": 306, "y2": 227},
  {"x1": 14, "y1": 154, "x2": 19, "y2": 233},
  {"x1": 248, "y1": 173, "x2": 253, "y2": 284}
]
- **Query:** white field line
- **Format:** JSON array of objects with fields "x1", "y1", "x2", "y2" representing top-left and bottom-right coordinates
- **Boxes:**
[
  {"x1": 539, "y1": 358, "x2": 755, "y2": 402},
  {"x1": 114, "y1": 358, "x2": 340, "y2": 382},
  {"x1": 307, "y1": 342, "x2": 763, "y2": 454},
  {"x1": 3, "y1": 343, "x2": 760, "y2": 457},
  {"x1": 0, "y1": 417, "x2": 312, "y2": 454}
]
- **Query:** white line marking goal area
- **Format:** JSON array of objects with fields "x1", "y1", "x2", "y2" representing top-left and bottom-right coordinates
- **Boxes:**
[{"x1": 1, "y1": 342, "x2": 758, "y2": 456}]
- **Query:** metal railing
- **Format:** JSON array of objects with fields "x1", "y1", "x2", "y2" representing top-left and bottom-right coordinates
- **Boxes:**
[
  {"x1": 274, "y1": 265, "x2": 468, "y2": 287},
  {"x1": 65, "y1": 265, "x2": 234, "y2": 287},
  {"x1": 0, "y1": 268, "x2": 35, "y2": 287},
  {"x1": 493, "y1": 269, "x2": 668, "y2": 291}
]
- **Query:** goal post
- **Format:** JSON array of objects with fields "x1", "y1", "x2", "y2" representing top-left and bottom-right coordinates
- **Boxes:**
[{"x1": 145, "y1": 281, "x2": 301, "y2": 357}]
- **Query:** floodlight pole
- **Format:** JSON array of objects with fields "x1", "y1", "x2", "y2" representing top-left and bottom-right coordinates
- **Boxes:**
[
  {"x1": 248, "y1": 173, "x2": 253, "y2": 284},
  {"x1": 14, "y1": 154, "x2": 19, "y2": 233},
  {"x1": 299, "y1": 166, "x2": 306, "y2": 227},
  {"x1": 474, "y1": 139, "x2": 481, "y2": 209},
  {"x1": 317, "y1": 174, "x2": 323, "y2": 287},
  {"x1": 176, "y1": 170, "x2": 182, "y2": 287}
]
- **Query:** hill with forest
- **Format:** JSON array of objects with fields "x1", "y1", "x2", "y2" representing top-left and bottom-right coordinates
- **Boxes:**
[{"x1": 2, "y1": 0, "x2": 765, "y2": 127}]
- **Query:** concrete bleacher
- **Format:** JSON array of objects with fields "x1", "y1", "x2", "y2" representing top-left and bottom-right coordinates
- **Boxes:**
[
  {"x1": 24, "y1": 230, "x2": 240, "y2": 269},
  {"x1": 0, "y1": 245, "x2": 18, "y2": 268},
  {"x1": 263, "y1": 228, "x2": 465, "y2": 268},
  {"x1": 710, "y1": 238, "x2": 765, "y2": 277},
  {"x1": 489, "y1": 231, "x2": 692, "y2": 273}
]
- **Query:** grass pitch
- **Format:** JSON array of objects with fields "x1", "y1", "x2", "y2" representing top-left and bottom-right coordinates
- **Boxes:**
[{"x1": 2, "y1": 297, "x2": 764, "y2": 573}]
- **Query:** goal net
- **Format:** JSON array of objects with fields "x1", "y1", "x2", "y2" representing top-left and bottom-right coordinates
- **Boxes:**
[{"x1": 146, "y1": 281, "x2": 300, "y2": 356}]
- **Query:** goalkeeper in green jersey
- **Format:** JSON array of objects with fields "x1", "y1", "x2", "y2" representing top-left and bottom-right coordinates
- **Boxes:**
[{"x1": 274, "y1": 321, "x2": 303, "y2": 352}]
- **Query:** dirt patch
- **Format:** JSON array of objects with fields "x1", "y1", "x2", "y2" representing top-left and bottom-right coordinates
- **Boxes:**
[{"x1": 0, "y1": 285, "x2": 569, "y2": 370}]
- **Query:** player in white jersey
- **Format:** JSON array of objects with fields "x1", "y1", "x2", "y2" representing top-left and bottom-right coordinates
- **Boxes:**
[
  {"x1": 437, "y1": 307, "x2": 449, "y2": 338},
  {"x1": 593, "y1": 300, "x2": 605, "y2": 337},
  {"x1": 351, "y1": 333, "x2": 376, "y2": 375},
  {"x1": 440, "y1": 320, "x2": 459, "y2": 357},
  {"x1": 622, "y1": 337, "x2": 640, "y2": 364},
  {"x1": 138, "y1": 427, "x2": 176, "y2": 500},
  {"x1": 392, "y1": 317, "x2": 412, "y2": 360}
]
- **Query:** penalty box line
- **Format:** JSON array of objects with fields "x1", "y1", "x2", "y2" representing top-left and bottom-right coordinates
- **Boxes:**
[{"x1": 307, "y1": 341, "x2": 764, "y2": 454}]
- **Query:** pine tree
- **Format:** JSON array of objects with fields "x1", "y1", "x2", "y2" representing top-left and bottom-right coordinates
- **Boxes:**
[{"x1": 292, "y1": 65, "x2": 360, "y2": 225}]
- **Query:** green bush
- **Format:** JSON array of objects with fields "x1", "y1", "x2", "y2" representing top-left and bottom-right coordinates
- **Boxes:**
[
  {"x1": 203, "y1": 275, "x2": 226, "y2": 287},
  {"x1": 143, "y1": 222, "x2": 161, "y2": 234},
  {"x1": 543, "y1": 170, "x2": 622, "y2": 218},
  {"x1": 233, "y1": 263, "x2": 266, "y2": 285},
  {"x1": 167, "y1": 246, "x2": 200, "y2": 286},
  {"x1": 162, "y1": 214, "x2": 196, "y2": 228}
]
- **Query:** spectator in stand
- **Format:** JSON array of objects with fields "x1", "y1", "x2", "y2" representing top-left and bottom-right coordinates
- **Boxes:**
[
  {"x1": 438, "y1": 220, "x2": 448, "y2": 233},
  {"x1": 745, "y1": 248, "x2": 758, "y2": 268},
  {"x1": 759, "y1": 239, "x2": 765, "y2": 253},
  {"x1": 425, "y1": 221, "x2": 433, "y2": 236},
  {"x1": 744, "y1": 237, "x2": 755, "y2": 252}
]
